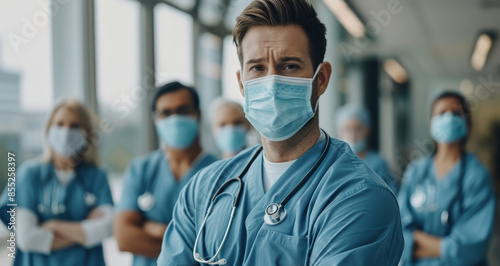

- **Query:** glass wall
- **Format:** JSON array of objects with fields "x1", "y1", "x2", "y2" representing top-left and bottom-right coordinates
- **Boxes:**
[
  {"x1": 154, "y1": 3, "x2": 194, "y2": 86},
  {"x1": 0, "y1": 0, "x2": 53, "y2": 171},
  {"x1": 95, "y1": 0, "x2": 141, "y2": 175},
  {"x1": 222, "y1": 35, "x2": 243, "y2": 104}
]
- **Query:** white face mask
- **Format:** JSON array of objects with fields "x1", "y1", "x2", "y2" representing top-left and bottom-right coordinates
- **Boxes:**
[{"x1": 47, "y1": 126, "x2": 88, "y2": 158}]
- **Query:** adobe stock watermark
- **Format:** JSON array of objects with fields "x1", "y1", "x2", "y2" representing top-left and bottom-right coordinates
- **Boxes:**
[
  {"x1": 339, "y1": 0, "x2": 406, "y2": 62},
  {"x1": 465, "y1": 74, "x2": 500, "y2": 111},
  {"x1": 7, "y1": 0, "x2": 72, "y2": 54}
]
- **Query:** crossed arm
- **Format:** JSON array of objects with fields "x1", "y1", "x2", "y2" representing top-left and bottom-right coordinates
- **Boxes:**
[
  {"x1": 17, "y1": 205, "x2": 113, "y2": 253},
  {"x1": 412, "y1": 230, "x2": 441, "y2": 258},
  {"x1": 113, "y1": 210, "x2": 168, "y2": 258}
]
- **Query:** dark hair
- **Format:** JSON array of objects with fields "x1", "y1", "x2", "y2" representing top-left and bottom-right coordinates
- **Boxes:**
[
  {"x1": 233, "y1": 0, "x2": 327, "y2": 70},
  {"x1": 431, "y1": 91, "x2": 471, "y2": 126},
  {"x1": 431, "y1": 90, "x2": 472, "y2": 152},
  {"x1": 151, "y1": 81, "x2": 200, "y2": 112}
]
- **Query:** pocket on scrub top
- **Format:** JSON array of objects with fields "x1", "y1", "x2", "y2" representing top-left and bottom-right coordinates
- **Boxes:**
[{"x1": 250, "y1": 228, "x2": 308, "y2": 266}]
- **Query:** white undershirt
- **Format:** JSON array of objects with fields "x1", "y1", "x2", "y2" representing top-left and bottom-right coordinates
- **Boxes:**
[{"x1": 263, "y1": 131, "x2": 326, "y2": 192}]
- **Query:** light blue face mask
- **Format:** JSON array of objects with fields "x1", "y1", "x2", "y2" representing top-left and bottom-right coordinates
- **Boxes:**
[
  {"x1": 156, "y1": 115, "x2": 199, "y2": 149},
  {"x1": 430, "y1": 112, "x2": 467, "y2": 143},
  {"x1": 47, "y1": 126, "x2": 88, "y2": 158},
  {"x1": 243, "y1": 65, "x2": 321, "y2": 141},
  {"x1": 349, "y1": 139, "x2": 366, "y2": 154},
  {"x1": 216, "y1": 125, "x2": 247, "y2": 154}
]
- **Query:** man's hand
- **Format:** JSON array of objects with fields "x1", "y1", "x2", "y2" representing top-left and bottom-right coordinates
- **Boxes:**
[
  {"x1": 41, "y1": 220, "x2": 60, "y2": 232},
  {"x1": 143, "y1": 220, "x2": 168, "y2": 240},
  {"x1": 413, "y1": 230, "x2": 441, "y2": 258},
  {"x1": 87, "y1": 208, "x2": 104, "y2": 220}
]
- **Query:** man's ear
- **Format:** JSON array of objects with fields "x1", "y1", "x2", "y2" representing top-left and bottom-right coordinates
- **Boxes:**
[
  {"x1": 316, "y1": 62, "x2": 333, "y2": 97},
  {"x1": 237, "y1": 70, "x2": 244, "y2": 97}
]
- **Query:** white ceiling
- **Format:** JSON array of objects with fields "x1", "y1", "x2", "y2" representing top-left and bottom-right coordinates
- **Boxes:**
[{"x1": 349, "y1": 0, "x2": 500, "y2": 79}]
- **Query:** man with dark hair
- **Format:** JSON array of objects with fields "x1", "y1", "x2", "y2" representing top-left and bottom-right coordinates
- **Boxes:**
[
  {"x1": 158, "y1": 1, "x2": 404, "y2": 265},
  {"x1": 113, "y1": 81, "x2": 217, "y2": 266}
]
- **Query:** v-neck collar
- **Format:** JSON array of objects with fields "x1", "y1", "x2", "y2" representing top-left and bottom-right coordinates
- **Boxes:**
[
  {"x1": 244, "y1": 135, "x2": 328, "y2": 233},
  {"x1": 160, "y1": 150, "x2": 208, "y2": 182},
  {"x1": 430, "y1": 156, "x2": 462, "y2": 183}
]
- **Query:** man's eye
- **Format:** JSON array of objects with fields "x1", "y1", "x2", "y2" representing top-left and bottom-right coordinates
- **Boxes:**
[
  {"x1": 251, "y1": 65, "x2": 264, "y2": 71},
  {"x1": 284, "y1": 64, "x2": 299, "y2": 70}
]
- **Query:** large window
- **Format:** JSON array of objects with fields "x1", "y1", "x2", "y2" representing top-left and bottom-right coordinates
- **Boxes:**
[
  {"x1": 0, "y1": 1, "x2": 53, "y2": 262},
  {"x1": 95, "y1": 0, "x2": 141, "y2": 175},
  {"x1": 222, "y1": 35, "x2": 243, "y2": 104},
  {"x1": 154, "y1": 3, "x2": 194, "y2": 86},
  {"x1": 0, "y1": 1, "x2": 53, "y2": 167}
]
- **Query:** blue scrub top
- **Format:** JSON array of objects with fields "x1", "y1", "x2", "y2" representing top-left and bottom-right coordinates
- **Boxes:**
[
  {"x1": 12, "y1": 159, "x2": 114, "y2": 266},
  {"x1": 158, "y1": 136, "x2": 404, "y2": 265},
  {"x1": 115, "y1": 150, "x2": 217, "y2": 266},
  {"x1": 398, "y1": 153, "x2": 496, "y2": 265},
  {"x1": 363, "y1": 151, "x2": 399, "y2": 194}
]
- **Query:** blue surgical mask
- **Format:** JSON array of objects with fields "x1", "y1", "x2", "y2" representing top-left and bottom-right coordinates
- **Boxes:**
[
  {"x1": 216, "y1": 125, "x2": 247, "y2": 154},
  {"x1": 47, "y1": 126, "x2": 88, "y2": 158},
  {"x1": 348, "y1": 139, "x2": 366, "y2": 154},
  {"x1": 243, "y1": 65, "x2": 321, "y2": 141},
  {"x1": 156, "y1": 115, "x2": 199, "y2": 149},
  {"x1": 430, "y1": 112, "x2": 467, "y2": 143}
]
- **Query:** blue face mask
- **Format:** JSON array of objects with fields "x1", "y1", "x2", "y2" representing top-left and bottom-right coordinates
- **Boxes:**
[
  {"x1": 156, "y1": 115, "x2": 199, "y2": 149},
  {"x1": 216, "y1": 125, "x2": 247, "y2": 154},
  {"x1": 348, "y1": 139, "x2": 366, "y2": 154},
  {"x1": 243, "y1": 65, "x2": 321, "y2": 141},
  {"x1": 47, "y1": 126, "x2": 88, "y2": 158},
  {"x1": 430, "y1": 112, "x2": 467, "y2": 143}
]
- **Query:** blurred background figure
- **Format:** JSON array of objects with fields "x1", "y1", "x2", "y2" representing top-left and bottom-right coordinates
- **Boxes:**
[
  {"x1": 0, "y1": 0, "x2": 499, "y2": 264},
  {"x1": 398, "y1": 91, "x2": 496, "y2": 265},
  {"x1": 210, "y1": 98, "x2": 251, "y2": 158},
  {"x1": 2, "y1": 99, "x2": 114, "y2": 266},
  {"x1": 113, "y1": 82, "x2": 217, "y2": 266},
  {"x1": 336, "y1": 104, "x2": 398, "y2": 193}
]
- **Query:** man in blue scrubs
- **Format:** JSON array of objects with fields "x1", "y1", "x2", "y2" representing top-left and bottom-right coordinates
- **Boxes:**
[
  {"x1": 113, "y1": 82, "x2": 217, "y2": 266},
  {"x1": 157, "y1": 1, "x2": 404, "y2": 265},
  {"x1": 336, "y1": 104, "x2": 399, "y2": 193}
]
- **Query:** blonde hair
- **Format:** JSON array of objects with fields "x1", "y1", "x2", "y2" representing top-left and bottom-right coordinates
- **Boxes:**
[{"x1": 41, "y1": 99, "x2": 100, "y2": 166}]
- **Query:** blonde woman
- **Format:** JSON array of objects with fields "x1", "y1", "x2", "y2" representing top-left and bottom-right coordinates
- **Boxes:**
[{"x1": 11, "y1": 99, "x2": 113, "y2": 266}]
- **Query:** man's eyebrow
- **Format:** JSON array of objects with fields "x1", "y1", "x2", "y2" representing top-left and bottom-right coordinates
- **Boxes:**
[
  {"x1": 245, "y1": 58, "x2": 264, "y2": 65},
  {"x1": 281, "y1": 56, "x2": 305, "y2": 64}
]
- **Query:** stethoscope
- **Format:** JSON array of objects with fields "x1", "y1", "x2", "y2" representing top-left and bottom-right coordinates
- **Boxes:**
[
  {"x1": 410, "y1": 154, "x2": 466, "y2": 226},
  {"x1": 137, "y1": 152, "x2": 204, "y2": 212},
  {"x1": 37, "y1": 167, "x2": 97, "y2": 215},
  {"x1": 193, "y1": 130, "x2": 330, "y2": 265},
  {"x1": 137, "y1": 154, "x2": 164, "y2": 212}
]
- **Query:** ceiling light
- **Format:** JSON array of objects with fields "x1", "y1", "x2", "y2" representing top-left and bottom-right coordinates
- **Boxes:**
[
  {"x1": 383, "y1": 59, "x2": 407, "y2": 84},
  {"x1": 471, "y1": 33, "x2": 493, "y2": 71},
  {"x1": 323, "y1": 0, "x2": 365, "y2": 38}
]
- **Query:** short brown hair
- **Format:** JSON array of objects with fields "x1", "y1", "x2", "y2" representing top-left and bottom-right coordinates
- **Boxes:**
[{"x1": 233, "y1": 0, "x2": 327, "y2": 69}]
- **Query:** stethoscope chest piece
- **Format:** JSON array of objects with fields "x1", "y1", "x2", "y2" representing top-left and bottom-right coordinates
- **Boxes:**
[
  {"x1": 264, "y1": 203, "x2": 286, "y2": 226},
  {"x1": 410, "y1": 189, "x2": 426, "y2": 209},
  {"x1": 441, "y1": 210, "x2": 449, "y2": 225},
  {"x1": 138, "y1": 192, "x2": 155, "y2": 211},
  {"x1": 84, "y1": 192, "x2": 97, "y2": 206}
]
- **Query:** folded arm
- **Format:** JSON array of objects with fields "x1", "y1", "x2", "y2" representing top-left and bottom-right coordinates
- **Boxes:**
[
  {"x1": 16, "y1": 207, "x2": 75, "y2": 254},
  {"x1": 113, "y1": 210, "x2": 165, "y2": 258}
]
